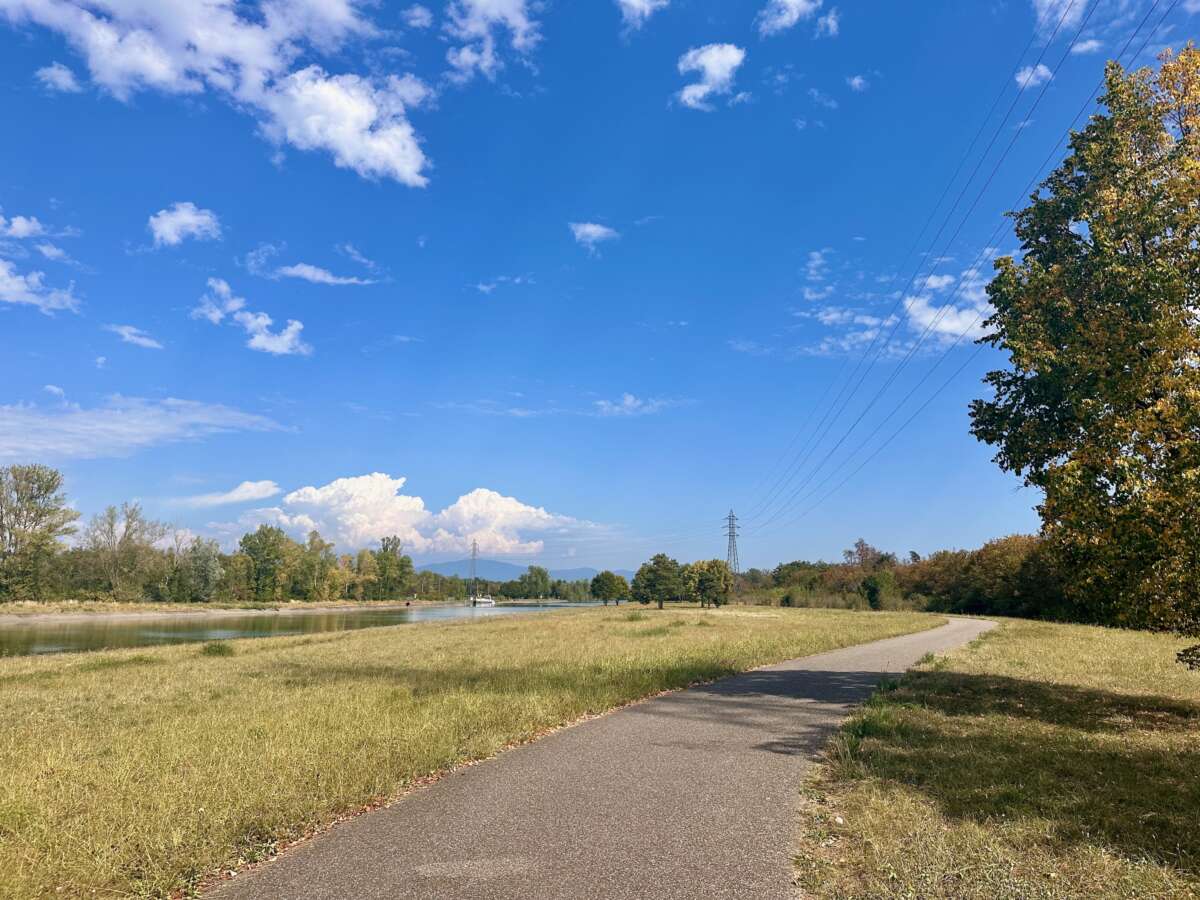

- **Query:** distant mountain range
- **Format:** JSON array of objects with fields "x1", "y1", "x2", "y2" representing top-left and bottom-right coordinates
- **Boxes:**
[{"x1": 418, "y1": 559, "x2": 636, "y2": 582}]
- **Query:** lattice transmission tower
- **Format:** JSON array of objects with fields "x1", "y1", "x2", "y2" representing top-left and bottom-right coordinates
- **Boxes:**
[{"x1": 724, "y1": 510, "x2": 740, "y2": 576}]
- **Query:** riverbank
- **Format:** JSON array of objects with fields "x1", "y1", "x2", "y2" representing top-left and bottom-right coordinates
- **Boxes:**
[
  {"x1": 0, "y1": 606, "x2": 940, "y2": 898},
  {"x1": 0, "y1": 598, "x2": 464, "y2": 625}
]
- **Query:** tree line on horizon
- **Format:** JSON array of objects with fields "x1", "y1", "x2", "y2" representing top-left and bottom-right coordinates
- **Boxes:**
[
  {"x1": 0, "y1": 468, "x2": 602, "y2": 605},
  {"x1": 0, "y1": 465, "x2": 729, "y2": 607}
]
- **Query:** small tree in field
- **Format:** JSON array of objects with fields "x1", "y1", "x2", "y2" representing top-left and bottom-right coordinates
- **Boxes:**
[
  {"x1": 590, "y1": 570, "x2": 628, "y2": 606},
  {"x1": 691, "y1": 559, "x2": 734, "y2": 608}
]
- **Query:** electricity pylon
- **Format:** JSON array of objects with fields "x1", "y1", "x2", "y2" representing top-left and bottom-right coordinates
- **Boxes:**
[{"x1": 725, "y1": 510, "x2": 740, "y2": 576}]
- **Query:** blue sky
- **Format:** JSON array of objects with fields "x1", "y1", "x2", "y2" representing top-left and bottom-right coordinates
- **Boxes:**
[{"x1": 0, "y1": 0, "x2": 1191, "y2": 570}]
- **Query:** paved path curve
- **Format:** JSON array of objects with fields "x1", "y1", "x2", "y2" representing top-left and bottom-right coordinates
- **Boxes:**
[{"x1": 211, "y1": 617, "x2": 994, "y2": 900}]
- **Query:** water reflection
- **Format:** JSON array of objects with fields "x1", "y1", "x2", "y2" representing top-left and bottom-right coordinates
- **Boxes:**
[{"x1": 0, "y1": 603, "x2": 590, "y2": 657}]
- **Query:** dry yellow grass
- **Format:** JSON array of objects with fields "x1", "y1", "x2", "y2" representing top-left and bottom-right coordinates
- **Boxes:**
[
  {"x1": 795, "y1": 619, "x2": 1200, "y2": 899},
  {"x1": 0, "y1": 605, "x2": 937, "y2": 898}
]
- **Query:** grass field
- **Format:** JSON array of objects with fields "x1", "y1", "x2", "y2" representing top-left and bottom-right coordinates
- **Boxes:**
[
  {"x1": 795, "y1": 619, "x2": 1200, "y2": 899},
  {"x1": 0, "y1": 605, "x2": 937, "y2": 898}
]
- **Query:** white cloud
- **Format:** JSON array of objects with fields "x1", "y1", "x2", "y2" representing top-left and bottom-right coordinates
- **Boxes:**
[
  {"x1": 757, "y1": 0, "x2": 822, "y2": 37},
  {"x1": 35, "y1": 61, "x2": 81, "y2": 91},
  {"x1": 248, "y1": 245, "x2": 376, "y2": 284},
  {"x1": 35, "y1": 243, "x2": 67, "y2": 261},
  {"x1": 569, "y1": 222, "x2": 620, "y2": 254},
  {"x1": 922, "y1": 273, "x2": 956, "y2": 291},
  {"x1": 846, "y1": 74, "x2": 868, "y2": 92},
  {"x1": 43, "y1": 384, "x2": 65, "y2": 398},
  {"x1": 901, "y1": 254, "x2": 997, "y2": 344},
  {"x1": 429, "y1": 487, "x2": 570, "y2": 555},
  {"x1": 444, "y1": 0, "x2": 540, "y2": 82},
  {"x1": 224, "y1": 473, "x2": 581, "y2": 555},
  {"x1": 94, "y1": 356, "x2": 106, "y2": 368},
  {"x1": 275, "y1": 262, "x2": 374, "y2": 285},
  {"x1": 258, "y1": 67, "x2": 430, "y2": 186},
  {"x1": 815, "y1": 7, "x2": 839, "y2": 37},
  {"x1": 192, "y1": 277, "x2": 311, "y2": 355},
  {"x1": 805, "y1": 248, "x2": 832, "y2": 282},
  {"x1": 0, "y1": 214, "x2": 46, "y2": 238},
  {"x1": 232, "y1": 310, "x2": 311, "y2": 356},
  {"x1": 903, "y1": 294, "x2": 988, "y2": 341},
  {"x1": 0, "y1": 396, "x2": 278, "y2": 460},
  {"x1": 106, "y1": 324, "x2": 164, "y2": 349},
  {"x1": 177, "y1": 479, "x2": 282, "y2": 508},
  {"x1": 190, "y1": 277, "x2": 245, "y2": 324},
  {"x1": 1031, "y1": 0, "x2": 1085, "y2": 37},
  {"x1": 148, "y1": 201, "x2": 221, "y2": 247},
  {"x1": 594, "y1": 393, "x2": 670, "y2": 416},
  {"x1": 0, "y1": 258, "x2": 78, "y2": 313},
  {"x1": 616, "y1": 0, "x2": 669, "y2": 29},
  {"x1": 265, "y1": 473, "x2": 431, "y2": 549},
  {"x1": 676, "y1": 43, "x2": 746, "y2": 111},
  {"x1": 808, "y1": 87, "x2": 838, "y2": 109},
  {"x1": 403, "y1": 4, "x2": 433, "y2": 28},
  {"x1": 337, "y1": 242, "x2": 379, "y2": 271},
  {"x1": 1015, "y1": 63, "x2": 1052, "y2": 90},
  {"x1": 2, "y1": 1, "x2": 431, "y2": 187},
  {"x1": 1070, "y1": 38, "x2": 1103, "y2": 54}
]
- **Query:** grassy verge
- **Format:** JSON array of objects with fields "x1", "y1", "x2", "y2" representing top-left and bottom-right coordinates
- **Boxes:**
[
  {"x1": 0, "y1": 606, "x2": 938, "y2": 897},
  {"x1": 795, "y1": 619, "x2": 1200, "y2": 899}
]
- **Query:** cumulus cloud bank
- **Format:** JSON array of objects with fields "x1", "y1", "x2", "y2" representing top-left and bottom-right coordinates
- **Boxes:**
[{"x1": 215, "y1": 472, "x2": 586, "y2": 555}]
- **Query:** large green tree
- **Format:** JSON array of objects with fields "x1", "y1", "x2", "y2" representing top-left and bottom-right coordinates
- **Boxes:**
[
  {"x1": 970, "y1": 47, "x2": 1200, "y2": 636},
  {"x1": 631, "y1": 554, "x2": 684, "y2": 610},
  {"x1": 238, "y1": 525, "x2": 298, "y2": 602}
]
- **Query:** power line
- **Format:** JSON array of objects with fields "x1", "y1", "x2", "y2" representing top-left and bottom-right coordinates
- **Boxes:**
[
  {"x1": 746, "y1": 0, "x2": 1103, "y2": 532},
  {"x1": 752, "y1": 0, "x2": 1179, "y2": 536},
  {"x1": 740, "y1": 0, "x2": 1084, "y2": 526}
]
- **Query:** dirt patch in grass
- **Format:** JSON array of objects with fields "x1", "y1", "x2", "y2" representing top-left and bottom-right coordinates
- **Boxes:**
[{"x1": 795, "y1": 619, "x2": 1200, "y2": 899}]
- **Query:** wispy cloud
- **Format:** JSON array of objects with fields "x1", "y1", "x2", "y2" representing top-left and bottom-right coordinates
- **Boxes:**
[
  {"x1": 593, "y1": 393, "x2": 673, "y2": 417},
  {"x1": 616, "y1": 0, "x2": 669, "y2": 30},
  {"x1": 0, "y1": 396, "x2": 279, "y2": 460},
  {"x1": 106, "y1": 324, "x2": 164, "y2": 349},
  {"x1": 0, "y1": 259, "x2": 78, "y2": 313},
  {"x1": 191, "y1": 278, "x2": 311, "y2": 356},
  {"x1": 757, "y1": 0, "x2": 822, "y2": 37},
  {"x1": 275, "y1": 263, "x2": 374, "y2": 286},
  {"x1": 175, "y1": 480, "x2": 282, "y2": 508}
]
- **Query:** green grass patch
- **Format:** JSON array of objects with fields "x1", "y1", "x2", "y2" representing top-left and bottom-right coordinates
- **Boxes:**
[
  {"x1": 199, "y1": 641, "x2": 235, "y2": 657},
  {"x1": 0, "y1": 606, "x2": 937, "y2": 897},
  {"x1": 795, "y1": 619, "x2": 1200, "y2": 898}
]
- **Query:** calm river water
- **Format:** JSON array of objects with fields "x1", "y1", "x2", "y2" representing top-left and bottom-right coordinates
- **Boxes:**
[{"x1": 0, "y1": 603, "x2": 589, "y2": 657}]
